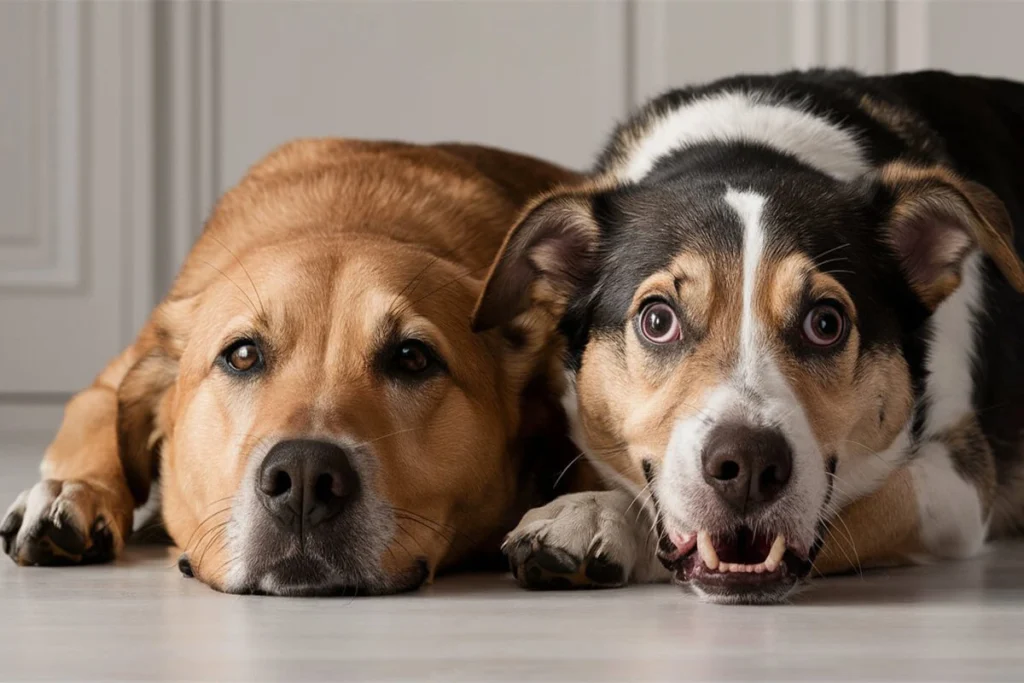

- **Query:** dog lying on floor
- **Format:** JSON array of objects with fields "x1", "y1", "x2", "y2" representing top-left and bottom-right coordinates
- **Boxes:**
[
  {"x1": 1, "y1": 139, "x2": 587, "y2": 596},
  {"x1": 473, "y1": 70, "x2": 1024, "y2": 603}
]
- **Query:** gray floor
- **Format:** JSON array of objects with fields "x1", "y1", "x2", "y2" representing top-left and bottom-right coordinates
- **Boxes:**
[{"x1": 2, "y1": 434, "x2": 1024, "y2": 682}]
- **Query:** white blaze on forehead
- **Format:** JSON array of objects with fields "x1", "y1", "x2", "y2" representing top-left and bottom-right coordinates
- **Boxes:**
[
  {"x1": 725, "y1": 187, "x2": 767, "y2": 381},
  {"x1": 619, "y1": 91, "x2": 870, "y2": 183}
]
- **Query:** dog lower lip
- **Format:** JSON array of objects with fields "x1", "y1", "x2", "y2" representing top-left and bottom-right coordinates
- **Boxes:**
[{"x1": 249, "y1": 555, "x2": 430, "y2": 597}]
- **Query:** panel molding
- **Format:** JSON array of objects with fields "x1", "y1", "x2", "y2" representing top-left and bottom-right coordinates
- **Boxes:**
[
  {"x1": 0, "y1": 1, "x2": 82, "y2": 288},
  {"x1": 892, "y1": 0, "x2": 930, "y2": 71},
  {"x1": 792, "y1": 0, "x2": 890, "y2": 73},
  {"x1": 122, "y1": 0, "x2": 157, "y2": 341},
  {"x1": 153, "y1": 0, "x2": 220, "y2": 297}
]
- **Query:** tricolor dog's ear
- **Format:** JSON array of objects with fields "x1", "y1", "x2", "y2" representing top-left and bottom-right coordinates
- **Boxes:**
[
  {"x1": 471, "y1": 190, "x2": 601, "y2": 334},
  {"x1": 878, "y1": 162, "x2": 1024, "y2": 308},
  {"x1": 116, "y1": 301, "x2": 188, "y2": 505}
]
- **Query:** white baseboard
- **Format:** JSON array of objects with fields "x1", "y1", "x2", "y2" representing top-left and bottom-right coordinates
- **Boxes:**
[{"x1": 0, "y1": 400, "x2": 65, "y2": 442}]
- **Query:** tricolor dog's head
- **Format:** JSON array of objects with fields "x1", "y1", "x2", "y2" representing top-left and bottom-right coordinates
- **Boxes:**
[
  {"x1": 474, "y1": 118, "x2": 1024, "y2": 602},
  {"x1": 118, "y1": 139, "x2": 578, "y2": 596}
]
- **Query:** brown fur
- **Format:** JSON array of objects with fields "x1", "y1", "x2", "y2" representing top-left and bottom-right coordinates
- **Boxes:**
[{"x1": 12, "y1": 139, "x2": 584, "y2": 592}]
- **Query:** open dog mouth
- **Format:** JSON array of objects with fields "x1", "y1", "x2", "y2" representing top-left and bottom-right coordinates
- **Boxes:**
[{"x1": 660, "y1": 527, "x2": 811, "y2": 598}]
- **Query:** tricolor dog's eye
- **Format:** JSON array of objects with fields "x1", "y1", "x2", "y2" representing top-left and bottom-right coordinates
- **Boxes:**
[
  {"x1": 392, "y1": 340, "x2": 440, "y2": 376},
  {"x1": 220, "y1": 339, "x2": 264, "y2": 374},
  {"x1": 802, "y1": 302, "x2": 846, "y2": 347},
  {"x1": 638, "y1": 301, "x2": 681, "y2": 344}
]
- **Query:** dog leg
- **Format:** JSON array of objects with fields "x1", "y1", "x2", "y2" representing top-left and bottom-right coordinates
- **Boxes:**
[
  {"x1": 503, "y1": 490, "x2": 671, "y2": 589},
  {"x1": 815, "y1": 414, "x2": 994, "y2": 575},
  {"x1": 1, "y1": 348, "x2": 140, "y2": 566}
]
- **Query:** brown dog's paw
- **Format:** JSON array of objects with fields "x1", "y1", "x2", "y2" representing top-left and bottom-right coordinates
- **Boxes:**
[
  {"x1": 1, "y1": 480, "x2": 129, "y2": 566},
  {"x1": 502, "y1": 493, "x2": 639, "y2": 591}
]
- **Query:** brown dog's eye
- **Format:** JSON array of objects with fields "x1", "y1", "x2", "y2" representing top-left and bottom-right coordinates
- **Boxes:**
[
  {"x1": 802, "y1": 303, "x2": 845, "y2": 347},
  {"x1": 221, "y1": 339, "x2": 264, "y2": 374},
  {"x1": 394, "y1": 340, "x2": 434, "y2": 375},
  {"x1": 638, "y1": 302, "x2": 681, "y2": 344}
]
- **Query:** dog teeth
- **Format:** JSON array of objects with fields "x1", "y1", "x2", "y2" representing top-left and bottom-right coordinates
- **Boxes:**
[
  {"x1": 763, "y1": 534, "x2": 787, "y2": 572},
  {"x1": 697, "y1": 530, "x2": 719, "y2": 570},
  {"x1": 695, "y1": 532, "x2": 787, "y2": 574}
]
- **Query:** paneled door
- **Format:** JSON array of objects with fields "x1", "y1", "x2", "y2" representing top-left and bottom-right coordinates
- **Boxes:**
[{"x1": 0, "y1": 2, "x2": 152, "y2": 410}]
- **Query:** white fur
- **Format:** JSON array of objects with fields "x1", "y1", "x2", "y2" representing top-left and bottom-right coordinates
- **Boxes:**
[
  {"x1": 832, "y1": 424, "x2": 913, "y2": 508},
  {"x1": 907, "y1": 250, "x2": 988, "y2": 557},
  {"x1": 909, "y1": 441, "x2": 987, "y2": 560},
  {"x1": 618, "y1": 91, "x2": 870, "y2": 183},
  {"x1": 922, "y1": 252, "x2": 984, "y2": 437},
  {"x1": 656, "y1": 188, "x2": 829, "y2": 552}
]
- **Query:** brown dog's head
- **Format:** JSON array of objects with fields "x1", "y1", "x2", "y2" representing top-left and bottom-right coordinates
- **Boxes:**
[
  {"x1": 117, "y1": 140, "x2": 578, "y2": 595},
  {"x1": 474, "y1": 160, "x2": 1024, "y2": 603}
]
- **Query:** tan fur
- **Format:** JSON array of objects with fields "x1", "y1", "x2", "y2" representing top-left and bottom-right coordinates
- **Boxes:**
[
  {"x1": 813, "y1": 466, "x2": 922, "y2": 575},
  {"x1": 15, "y1": 139, "x2": 582, "y2": 591},
  {"x1": 758, "y1": 255, "x2": 914, "y2": 457}
]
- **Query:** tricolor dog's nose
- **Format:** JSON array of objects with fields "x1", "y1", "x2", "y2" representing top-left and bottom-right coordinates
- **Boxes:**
[
  {"x1": 701, "y1": 423, "x2": 793, "y2": 514},
  {"x1": 256, "y1": 439, "x2": 360, "y2": 532}
]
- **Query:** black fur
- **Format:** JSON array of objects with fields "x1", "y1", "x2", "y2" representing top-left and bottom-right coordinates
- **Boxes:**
[{"x1": 569, "y1": 71, "x2": 1024, "y2": 486}]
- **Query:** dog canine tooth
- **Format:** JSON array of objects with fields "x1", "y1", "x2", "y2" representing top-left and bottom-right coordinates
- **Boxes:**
[
  {"x1": 697, "y1": 531, "x2": 719, "y2": 570},
  {"x1": 763, "y1": 534, "x2": 787, "y2": 572}
]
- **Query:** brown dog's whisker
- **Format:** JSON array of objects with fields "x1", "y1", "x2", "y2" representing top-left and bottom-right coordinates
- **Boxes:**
[
  {"x1": 187, "y1": 516, "x2": 231, "y2": 557},
  {"x1": 194, "y1": 526, "x2": 231, "y2": 572},
  {"x1": 208, "y1": 234, "x2": 266, "y2": 318},
  {"x1": 198, "y1": 258, "x2": 261, "y2": 319},
  {"x1": 392, "y1": 510, "x2": 477, "y2": 549},
  {"x1": 180, "y1": 506, "x2": 234, "y2": 555},
  {"x1": 394, "y1": 522, "x2": 430, "y2": 558},
  {"x1": 351, "y1": 426, "x2": 421, "y2": 450}
]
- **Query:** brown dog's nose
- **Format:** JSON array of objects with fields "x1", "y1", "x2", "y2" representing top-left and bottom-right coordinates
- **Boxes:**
[
  {"x1": 701, "y1": 423, "x2": 792, "y2": 514},
  {"x1": 256, "y1": 439, "x2": 360, "y2": 532}
]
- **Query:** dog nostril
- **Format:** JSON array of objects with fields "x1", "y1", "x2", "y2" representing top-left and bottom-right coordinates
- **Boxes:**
[
  {"x1": 760, "y1": 465, "x2": 780, "y2": 491},
  {"x1": 717, "y1": 460, "x2": 741, "y2": 481},
  {"x1": 314, "y1": 473, "x2": 337, "y2": 503},
  {"x1": 270, "y1": 470, "x2": 292, "y2": 497}
]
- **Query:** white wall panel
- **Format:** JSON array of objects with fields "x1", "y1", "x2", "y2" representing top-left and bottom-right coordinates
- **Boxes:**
[
  {"x1": 902, "y1": 0, "x2": 1024, "y2": 79},
  {"x1": 3, "y1": 0, "x2": 1023, "y2": 407},
  {"x1": 0, "y1": 1, "x2": 153, "y2": 394},
  {"x1": 217, "y1": 0, "x2": 628, "y2": 190}
]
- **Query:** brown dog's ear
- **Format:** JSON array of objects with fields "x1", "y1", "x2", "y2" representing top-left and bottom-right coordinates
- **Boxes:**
[
  {"x1": 116, "y1": 348, "x2": 178, "y2": 505},
  {"x1": 471, "y1": 190, "x2": 601, "y2": 333},
  {"x1": 879, "y1": 162, "x2": 1024, "y2": 308}
]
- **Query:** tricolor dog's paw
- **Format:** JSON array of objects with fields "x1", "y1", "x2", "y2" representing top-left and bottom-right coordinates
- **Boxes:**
[
  {"x1": 503, "y1": 491, "x2": 645, "y2": 590},
  {"x1": 1, "y1": 480, "x2": 129, "y2": 566}
]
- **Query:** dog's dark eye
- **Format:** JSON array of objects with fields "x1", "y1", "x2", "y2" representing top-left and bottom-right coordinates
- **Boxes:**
[
  {"x1": 638, "y1": 302, "x2": 681, "y2": 344},
  {"x1": 221, "y1": 339, "x2": 264, "y2": 374},
  {"x1": 802, "y1": 303, "x2": 846, "y2": 347},
  {"x1": 392, "y1": 340, "x2": 436, "y2": 375}
]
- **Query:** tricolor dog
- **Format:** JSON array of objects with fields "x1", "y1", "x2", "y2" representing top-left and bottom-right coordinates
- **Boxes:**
[
  {"x1": 473, "y1": 70, "x2": 1024, "y2": 603},
  {"x1": 2, "y1": 139, "x2": 584, "y2": 596}
]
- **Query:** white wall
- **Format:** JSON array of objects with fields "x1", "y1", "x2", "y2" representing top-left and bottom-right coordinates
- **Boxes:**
[{"x1": 2, "y1": 0, "x2": 1023, "y2": 431}]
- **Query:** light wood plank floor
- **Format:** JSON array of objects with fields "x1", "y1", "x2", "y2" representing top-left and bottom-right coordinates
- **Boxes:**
[{"x1": 2, "y1": 433, "x2": 1023, "y2": 682}]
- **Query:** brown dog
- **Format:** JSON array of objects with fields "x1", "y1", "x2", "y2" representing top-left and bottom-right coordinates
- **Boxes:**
[{"x1": 0, "y1": 139, "x2": 584, "y2": 595}]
